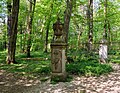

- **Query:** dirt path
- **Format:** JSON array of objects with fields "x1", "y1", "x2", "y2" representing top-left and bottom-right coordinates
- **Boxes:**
[{"x1": 0, "y1": 63, "x2": 120, "y2": 93}]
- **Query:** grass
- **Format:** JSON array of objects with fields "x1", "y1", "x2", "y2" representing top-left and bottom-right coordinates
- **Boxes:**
[
  {"x1": 108, "y1": 50, "x2": 120, "y2": 64},
  {"x1": 109, "y1": 56, "x2": 120, "y2": 64},
  {"x1": 0, "y1": 51, "x2": 6, "y2": 63},
  {"x1": 0, "y1": 51, "x2": 51, "y2": 79},
  {"x1": 67, "y1": 49, "x2": 113, "y2": 77},
  {"x1": 66, "y1": 62, "x2": 113, "y2": 76},
  {"x1": 0, "y1": 50, "x2": 116, "y2": 82}
]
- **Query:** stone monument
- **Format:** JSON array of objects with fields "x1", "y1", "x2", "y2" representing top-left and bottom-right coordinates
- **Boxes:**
[
  {"x1": 51, "y1": 18, "x2": 67, "y2": 81},
  {"x1": 99, "y1": 39, "x2": 108, "y2": 63}
]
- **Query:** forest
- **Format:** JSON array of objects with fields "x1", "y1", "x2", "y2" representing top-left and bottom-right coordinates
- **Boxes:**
[{"x1": 0, "y1": 0, "x2": 120, "y2": 93}]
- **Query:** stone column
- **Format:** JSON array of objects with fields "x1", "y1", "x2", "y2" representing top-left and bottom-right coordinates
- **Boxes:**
[
  {"x1": 51, "y1": 43, "x2": 67, "y2": 81},
  {"x1": 51, "y1": 18, "x2": 67, "y2": 81},
  {"x1": 99, "y1": 39, "x2": 108, "y2": 63}
]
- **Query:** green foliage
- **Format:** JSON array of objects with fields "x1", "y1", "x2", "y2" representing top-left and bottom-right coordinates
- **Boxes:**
[
  {"x1": 0, "y1": 49, "x2": 117, "y2": 84},
  {"x1": 66, "y1": 62, "x2": 113, "y2": 76},
  {"x1": 0, "y1": 0, "x2": 120, "y2": 84},
  {"x1": 108, "y1": 49, "x2": 120, "y2": 64},
  {"x1": 1, "y1": 0, "x2": 120, "y2": 53},
  {"x1": 68, "y1": 48, "x2": 99, "y2": 62},
  {"x1": 0, "y1": 60, "x2": 51, "y2": 76},
  {"x1": 108, "y1": 50, "x2": 118, "y2": 55},
  {"x1": 0, "y1": 51, "x2": 51, "y2": 78},
  {"x1": 67, "y1": 48, "x2": 113, "y2": 76},
  {"x1": 34, "y1": 66, "x2": 50, "y2": 75},
  {"x1": 0, "y1": 51, "x2": 6, "y2": 62}
]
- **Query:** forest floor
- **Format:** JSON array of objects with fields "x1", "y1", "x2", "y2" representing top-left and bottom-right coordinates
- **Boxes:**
[{"x1": 0, "y1": 63, "x2": 120, "y2": 93}]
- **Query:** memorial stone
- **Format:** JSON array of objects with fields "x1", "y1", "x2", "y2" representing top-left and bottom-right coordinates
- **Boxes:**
[
  {"x1": 99, "y1": 39, "x2": 108, "y2": 63},
  {"x1": 51, "y1": 18, "x2": 67, "y2": 81}
]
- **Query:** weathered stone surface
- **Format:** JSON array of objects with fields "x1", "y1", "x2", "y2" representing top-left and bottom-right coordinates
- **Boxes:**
[
  {"x1": 51, "y1": 18, "x2": 67, "y2": 81},
  {"x1": 51, "y1": 43, "x2": 67, "y2": 81},
  {"x1": 99, "y1": 39, "x2": 108, "y2": 63}
]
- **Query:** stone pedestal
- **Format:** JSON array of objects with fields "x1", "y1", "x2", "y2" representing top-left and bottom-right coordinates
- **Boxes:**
[
  {"x1": 51, "y1": 43, "x2": 67, "y2": 81},
  {"x1": 99, "y1": 39, "x2": 108, "y2": 63}
]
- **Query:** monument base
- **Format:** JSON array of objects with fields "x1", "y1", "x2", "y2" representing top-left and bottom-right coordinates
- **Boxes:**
[{"x1": 51, "y1": 72, "x2": 67, "y2": 82}]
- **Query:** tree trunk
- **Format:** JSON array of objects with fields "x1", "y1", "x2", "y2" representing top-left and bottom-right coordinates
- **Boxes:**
[
  {"x1": 44, "y1": 20, "x2": 51, "y2": 53},
  {"x1": 104, "y1": 0, "x2": 108, "y2": 39},
  {"x1": 108, "y1": 21, "x2": 111, "y2": 51},
  {"x1": 7, "y1": 0, "x2": 12, "y2": 52},
  {"x1": 20, "y1": 24, "x2": 23, "y2": 52},
  {"x1": 108, "y1": 22, "x2": 111, "y2": 43},
  {"x1": 3, "y1": 20, "x2": 7, "y2": 50},
  {"x1": 63, "y1": 0, "x2": 73, "y2": 44},
  {"x1": 26, "y1": 0, "x2": 36, "y2": 57},
  {"x1": 6, "y1": 0, "x2": 20, "y2": 64},
  {"x1": 44, "y1": 4, "x2": 53, "y2": 53},
  {"x1": 77, "y1": 26, "x2": 83, "y2": 49},
  {"x1": 22, "y1": 31, "x2": 26, "y2": 53},
  {"x1": 73, "y1": 19, "x2": 83, "y2": 49},
  {"x1": 87, "y1": 0, "x2": 93, "y2": 51}
]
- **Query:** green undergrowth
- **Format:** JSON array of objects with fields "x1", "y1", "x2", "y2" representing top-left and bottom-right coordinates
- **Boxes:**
[
  {"x1": 66, "y1": 62, "x2": 113, "y2": 76},
  {"x1": 110, "y1": 57, "x2": 120, "y2": 64},
  {"x1": 15, "y1": 51, "x2": 51, "y2": 59},
  {"x1": 0, "y1": 50, "x2": 114, "y2": 81},
  {"x1": 109, "y1": 50, "x2": 120, "y2": 64},
  {"x1": 0, "y1": 60, "x2": 51, "y2": 77},
  {"x1": 67, "y1": 49, "x2": 114, "y2": 77},
  {"x1": 0, "y1": 51, "x2": 51, "y2": 79}
]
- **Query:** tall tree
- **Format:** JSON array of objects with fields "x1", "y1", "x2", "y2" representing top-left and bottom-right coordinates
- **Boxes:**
[
  {"x1": 87, "y1": 0, "x2": 93, "y2": 51},
  {"x1": 44, "y1": 3, "x2": 53, "y2": 53},
  {"x1": 26, "y1": 0, "x2": 36, "y2": 57},
  {"x1": 104, "y1": 0, "x2": 108, "y2": 39},
  {"x1": 6, "y1": 0, "x2": 20, "y2": 64},
  {"x1": 63, "y1": 0, "x2": 74, "y2": 44}
]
